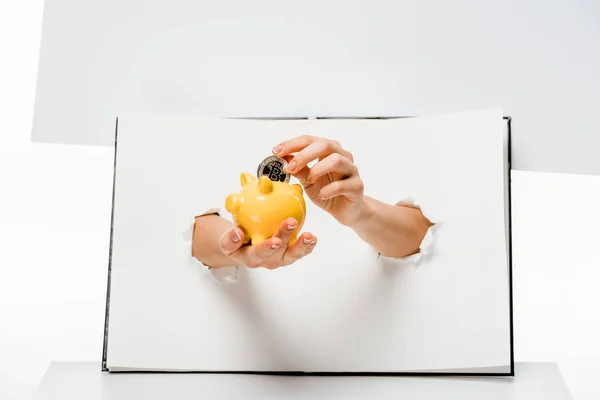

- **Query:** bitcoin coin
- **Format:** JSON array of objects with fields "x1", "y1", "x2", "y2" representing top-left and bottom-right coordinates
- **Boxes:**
[{"x1": 257, "y1": 155, "x2": 290, "y2": 183}]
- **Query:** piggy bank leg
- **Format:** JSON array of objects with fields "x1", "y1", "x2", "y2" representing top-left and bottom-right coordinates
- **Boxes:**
[
  {"x1": 251, "y1": 235, "x2": 267, "y2": 246},
  {"x1": 288, "y1": 232, "x2": 298, "y2": 245}
]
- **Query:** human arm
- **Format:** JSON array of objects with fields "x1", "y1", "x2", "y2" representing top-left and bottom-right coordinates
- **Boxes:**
[
  {"x1": 350, "y1": 196, "x2": 434, "y2": 258},
  {"x1": 273, "y1": 135, "x2": 434, "y2": 259}
]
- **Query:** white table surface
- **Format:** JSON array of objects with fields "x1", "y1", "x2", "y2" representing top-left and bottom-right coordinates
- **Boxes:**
[{"x1": 32, "y1": 362, "x2": 572, "y2": 400}]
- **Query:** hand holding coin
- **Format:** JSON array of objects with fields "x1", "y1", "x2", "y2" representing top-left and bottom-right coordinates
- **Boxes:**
[{"x1": 271, "y1": 136, "x2": 365, "y2": 228}]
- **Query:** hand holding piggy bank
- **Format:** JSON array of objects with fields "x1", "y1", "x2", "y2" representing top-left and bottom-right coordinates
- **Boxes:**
[{"x1": 225, "y1": 172, "x2": 307, "y2": 246}]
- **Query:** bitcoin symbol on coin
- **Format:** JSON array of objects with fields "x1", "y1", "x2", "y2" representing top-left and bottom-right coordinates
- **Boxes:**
[
  {"x1": 257, "y1": 156, "x2": 290, "y2": 183},
  {"x1": 269, "y1": 165, "x2": 282, "y2": 181}
]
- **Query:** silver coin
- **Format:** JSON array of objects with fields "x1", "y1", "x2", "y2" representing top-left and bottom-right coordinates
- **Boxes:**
[{"x1": 257, "y1": 155, "x2": 290, "y2": 183}]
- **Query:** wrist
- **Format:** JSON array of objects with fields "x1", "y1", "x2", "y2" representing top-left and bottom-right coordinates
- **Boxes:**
[
  {"x1": 349, "y1": 196, "x2": 376, "y2": 233},
  {"x1": 192, "y1": 214, "x2": 240, "y2": 268}
]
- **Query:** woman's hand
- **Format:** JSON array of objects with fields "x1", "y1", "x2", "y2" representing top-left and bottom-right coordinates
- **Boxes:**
[
  {"x1": 272, "y1": 135, "x2": 365, "y2": 227},
  {"x1": 193, "y1": 214, "x2": 317, "y2": 269},
  {"x1": 272, "y1": 135, "x2": 433, "y2": 259}
]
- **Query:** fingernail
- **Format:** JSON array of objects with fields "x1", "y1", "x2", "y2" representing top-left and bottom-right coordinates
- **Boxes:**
[
  {"x1": 271, "y1": 243, "x2": 281, "y2": 249},
  {"x1": 286, "y1": 160, "x2": 296, "y2": 173},
  {"x1": 303, "y1": 237, "x2": 315, "y2": 245},
  {"x1": 272, "y1": 145, "x2": 283, "y2": 154},
  {"x1": 229, "y1": 229, "x2": 241, "y2": 243},
  {"x1": 305, "y1": 174, "x2": 311, "y2": 183},
  {"x1": 318, "y1": 193, "x2": 324, "y2": 200},
  {"x1": 287, "y1": 224, "x2": 297, "y2": 231}
]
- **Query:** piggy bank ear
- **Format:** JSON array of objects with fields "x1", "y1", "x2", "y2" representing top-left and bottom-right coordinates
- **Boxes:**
[
  {"x1": 257, "y1": 176, "x2": 274, "y2": 194},
  {"x1": 225, "y1": 194, "x2": 241, "y2": 213},
  {"x1": 240, "y1": 172, "x2": 256, "y2": 187},
  {"x1": 292, "y1": 183, "x2": 304, "y2": 196}
]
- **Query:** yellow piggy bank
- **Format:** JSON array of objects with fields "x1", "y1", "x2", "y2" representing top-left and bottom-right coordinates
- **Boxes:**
[{"x1": 225, "y1": 172, "x2": 306, "y2": 246}]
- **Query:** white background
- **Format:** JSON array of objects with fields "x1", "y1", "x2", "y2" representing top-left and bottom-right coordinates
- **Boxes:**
[
  {"x1": 31, "y1": 0, "x2": 600, "y2": 176},
  {"x1": 1, "y1": 0, "x2": 599, "y2": 399}
]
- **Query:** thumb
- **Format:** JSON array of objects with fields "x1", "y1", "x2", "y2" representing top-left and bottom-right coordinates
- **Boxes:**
[{"x1": 220, "y1": 227, "x2": 244, "y2": 255}]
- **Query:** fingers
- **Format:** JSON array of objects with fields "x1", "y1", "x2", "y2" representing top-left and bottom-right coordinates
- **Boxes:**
[
  {"x1": 219, "y1": 227, "x2": 246, "y2": 255},
  {"x1": 272, "y1": 135, "x2": 315, "y2": 157},
  {"x1": 226, "y1": 219, "x2": 299, "y2": 269},
  {"x1": 246, "y1": 238, "x2": 283, "y2": 265},
  {"x1": 319, "y1": 176, "x2": 364, "y2": 201},
  {"x1": 282, "y1": 155, "x2": 312, "y2": 187},
  {"x1": 222, "y1": 226, "x2": 283, "y2": 268},
  {"x1": 283, "y1": 141, "x2": 340, "y2": 174},
  {"x1": 284, "y1": 232, "x2": 318, "y2": 262},
  {"x1": 233, "y1": 237, "x2": 282, "y2": 268},
  {"x1": 272, "y1": 136, "x2": 353, "y2": 174},
  {"x1": 243, "y1": 231, "x2": 318, "y2": 270},
  {"x1": 308, "y1": 153, "x2": 358, "y2": 184},
  {"x1": 271, "y1": 217, "x2": 299, "y2": 247}
]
